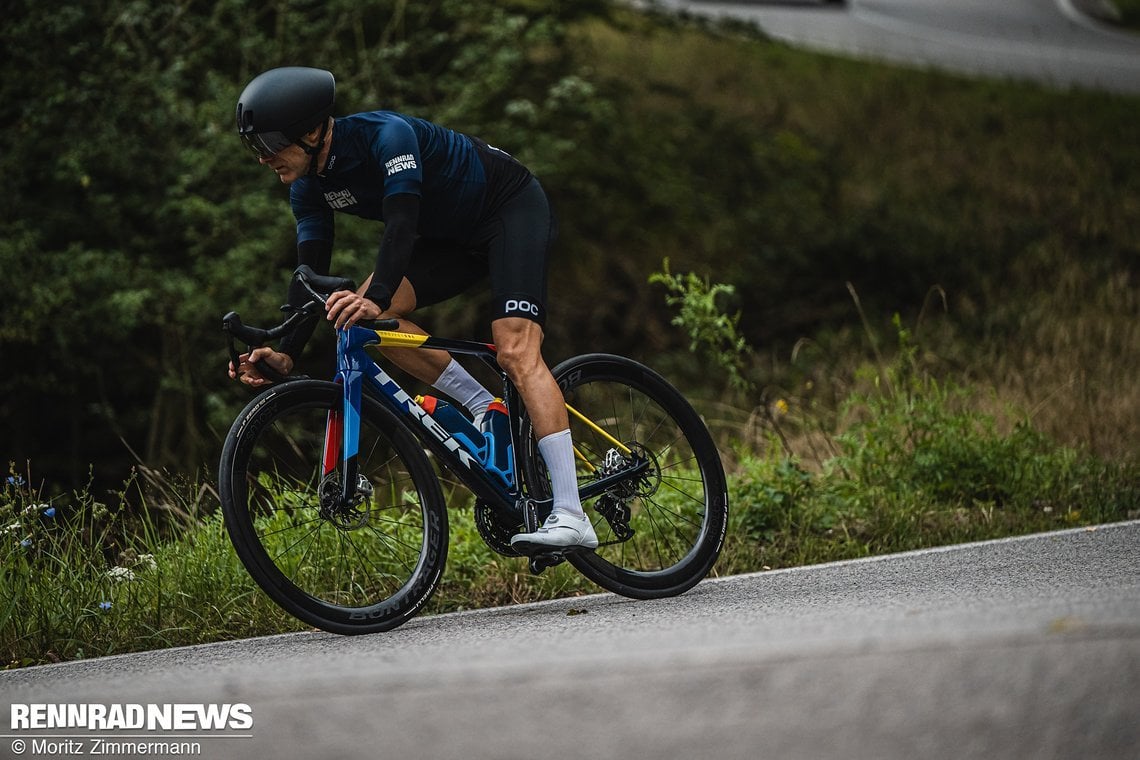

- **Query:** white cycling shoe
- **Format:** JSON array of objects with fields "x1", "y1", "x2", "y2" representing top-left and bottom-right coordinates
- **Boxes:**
[{"x1": 510, "y1": 509, "x2": 599, "y2": 553}]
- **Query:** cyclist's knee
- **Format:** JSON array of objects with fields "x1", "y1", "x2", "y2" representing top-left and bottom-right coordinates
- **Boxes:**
[
  {"x1": 381, "y1": 277, "x2": 418, "y2": 319},
  {"x1": 493, "y1": 318, "x2": 545, "y2": 380}
]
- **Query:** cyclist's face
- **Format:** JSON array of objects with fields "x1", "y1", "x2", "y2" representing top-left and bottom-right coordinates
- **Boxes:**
[
  {"x1": 257, "y1": 123, "x2": 326, "y2": 184},
  {"x1": 259, "y1": 144, "x2": 308, "y2": 184}
]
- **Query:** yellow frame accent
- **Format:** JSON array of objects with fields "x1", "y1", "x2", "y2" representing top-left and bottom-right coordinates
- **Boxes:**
[
  {"x1": 565, "y1": 403, "x2": 632, "y2": 456},
  {"x1": 573, "y1": 445, "x2": 597, "y2": 472},
  {"x1": 374, "y1": 330, "x2": 430, "y2": 348}
]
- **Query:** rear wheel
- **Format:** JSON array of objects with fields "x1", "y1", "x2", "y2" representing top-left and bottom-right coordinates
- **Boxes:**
[
  {"x1": 522, "y1": 354, "x2": 728, "y2": 598},
  {"x1": 218, "y1": 380, "x2": 447, "y2": 634}
]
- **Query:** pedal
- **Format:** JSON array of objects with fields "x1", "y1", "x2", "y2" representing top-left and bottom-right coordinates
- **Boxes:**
[{"x1": 527, "y1": 549, "x2": 571, "y2": 575}]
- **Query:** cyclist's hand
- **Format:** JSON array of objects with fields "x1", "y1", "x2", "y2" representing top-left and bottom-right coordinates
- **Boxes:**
[
  {"x1": 228, "y1": 347, "x2": 294, "y2": 387},
  {"x1": 326, "y1": 290, "x2": 382, "y2": 329}
]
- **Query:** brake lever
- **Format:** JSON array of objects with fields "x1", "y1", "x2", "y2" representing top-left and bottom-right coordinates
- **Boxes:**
[
  {"x1": 224, "y1": 333, "x2": 291, "y2": 385},
  {"x1": 298, "y1": 276, "x2": 328, "y2": 306},
  {"x1": 250, "y1": 357, "x2": 291, "y2": 385},
  {"x1": 223, "y1": 310, "x2": 310, "y2": 386}
]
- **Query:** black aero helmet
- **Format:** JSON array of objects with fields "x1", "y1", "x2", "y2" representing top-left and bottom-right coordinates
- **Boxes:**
[{"x1": 236, "y1": 67, "x2": 335, "y2": 159}]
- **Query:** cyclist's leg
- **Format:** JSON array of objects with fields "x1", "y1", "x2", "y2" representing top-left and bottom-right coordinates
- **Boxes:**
[
  {"x1": 475, "y1": 178, "x2": 561, "y2": 439},
  {"x1": 359, "y1": 273, "x2": 450, "y2": 385},
  {"x1": 366, "y1": 241, "x2": 495, "y2": 414},
  {"x1": 490, "y1": 318, "x2": 565, "y2": 438},
  {"x1": 490, "y1": 318, "x2": 591, "y2": 537},
  {"x1": 476, "y1": 178, "x2": 596, "y2": 549}
]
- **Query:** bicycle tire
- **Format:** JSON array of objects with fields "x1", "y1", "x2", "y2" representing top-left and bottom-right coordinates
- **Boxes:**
[
  {"x1": 521, "y1": 354, "x2": 729, "y2": 599},
  {"x1": 218, "y1": 379, "x2": 448, "y2": 634}
]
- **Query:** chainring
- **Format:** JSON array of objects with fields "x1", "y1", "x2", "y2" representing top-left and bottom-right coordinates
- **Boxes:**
[{"x1": 474, "y1": 500, "x2": 523, "y2": 557}]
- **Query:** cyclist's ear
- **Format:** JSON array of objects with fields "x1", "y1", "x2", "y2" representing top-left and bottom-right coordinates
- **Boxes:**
[{"x1": 299, "y1": 117, "x2": 332, "y2": 150}]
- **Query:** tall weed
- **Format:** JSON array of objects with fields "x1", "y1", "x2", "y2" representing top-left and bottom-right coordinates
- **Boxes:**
[{"x1": 653, "y1": 265, "x2": 1140, "y2": 573}]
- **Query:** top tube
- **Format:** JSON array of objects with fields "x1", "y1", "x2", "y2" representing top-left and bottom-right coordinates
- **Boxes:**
[{"x1": 341, "y1": 323, "x2": 501, "y2": 360}]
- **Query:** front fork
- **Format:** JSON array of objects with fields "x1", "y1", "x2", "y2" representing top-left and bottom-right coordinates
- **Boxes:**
[
  {"x1": 322, "y1": 329, "x2": 365, "y2": 508},
  {"x1": 322, "y1": 399, "x2": 343, "y2": 476}
]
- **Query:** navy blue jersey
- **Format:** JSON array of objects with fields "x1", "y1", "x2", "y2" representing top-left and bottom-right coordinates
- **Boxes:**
[{"x1": 289, "y1": 111, "x2": 530, "y2": 245}]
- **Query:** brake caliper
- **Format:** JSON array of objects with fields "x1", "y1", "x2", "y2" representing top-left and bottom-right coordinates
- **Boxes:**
[{"x1": 318, "y1": 473, "x2": 371, "y2": 529}]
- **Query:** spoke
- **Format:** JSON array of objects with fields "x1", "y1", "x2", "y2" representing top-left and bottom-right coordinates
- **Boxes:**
[
  {"x1": 363, "y1": 514, "x2": 426, "y2": 558},
  {"x1": 657, "y1": 476, "x2": 708, "y2": 509},
  {"x1": 292, "y1": 525, "x2": 324, "y2": 583},
  {"x1": 341, "y1": 528, "x2": 410, "y2": 591},
  {"x1": 268, "y1": 520, "x2": 324, "y2": 567},
  {"x1": 254, "y1": 514, "x2": 324, "y2": 541}
]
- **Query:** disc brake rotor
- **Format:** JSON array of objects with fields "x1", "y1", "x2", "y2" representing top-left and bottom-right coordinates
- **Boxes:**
[{"x1": 318, "y1": 473, "x2": 372, "y2": 530}]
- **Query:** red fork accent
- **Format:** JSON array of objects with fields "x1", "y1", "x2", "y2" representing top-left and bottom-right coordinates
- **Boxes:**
[{"x1": 323, "y1": 410, "x2": 343, "y2": 476}]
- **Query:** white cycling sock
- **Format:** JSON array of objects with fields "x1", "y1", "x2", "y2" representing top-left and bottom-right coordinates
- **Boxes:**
[
  {"x1": 538, "y1": 429, "x2": 584, "y2": 517},
  {"x1": 433, "y1": 358, "x2": 494, "y2": 419}
]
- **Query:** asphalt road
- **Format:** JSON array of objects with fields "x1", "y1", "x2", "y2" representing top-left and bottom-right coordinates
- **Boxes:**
[
  {"x1": 3, "y1": 521, "x2": 1138, "y2": 759},
  {"x1": 659, "y1": 0, "x2": 1140, "y2": 93}
]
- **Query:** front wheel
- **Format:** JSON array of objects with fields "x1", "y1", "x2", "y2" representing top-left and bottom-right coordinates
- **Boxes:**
[
  {"x1": 522, "y1": 354, "x2": 729, "y2": 599},
  {"x1": 218, "y1": 380, "x2": 448, "y2": 634}
]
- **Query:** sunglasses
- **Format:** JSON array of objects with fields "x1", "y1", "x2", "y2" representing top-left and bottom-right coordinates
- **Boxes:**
[{"x1": 240, "y1": 131, "x2": 295, "y2": 159}]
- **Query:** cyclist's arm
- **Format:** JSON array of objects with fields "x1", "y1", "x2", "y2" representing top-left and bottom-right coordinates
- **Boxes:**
[
  {"x1": 362, "y1": 117, "x2": 423, "y2": 311},
  {"x1": 279, "y1": 179, "x2": 335, "y2": 360},
  {"x1": 278, "y1": 238, "x2": 332, "y2": 359},
  {"x1": 363, "y1": 193, "x2": 420, "y2": 311}
]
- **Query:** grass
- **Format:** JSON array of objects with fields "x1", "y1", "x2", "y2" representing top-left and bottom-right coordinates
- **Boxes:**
[
  {"x1": 659, "y1": 277, "x2": 1140, "y2": 574},
  {"x1": 0, "y1": 473, "x2": 304, "y2": 667},
  {"x1": 3, "y1": 311, "x2": 1137, "y2": 669}
]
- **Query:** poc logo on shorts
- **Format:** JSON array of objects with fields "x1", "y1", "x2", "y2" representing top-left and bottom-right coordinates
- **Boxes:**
[{"x1": 505, "y1": 299, "x2": 540, "y2": 317}]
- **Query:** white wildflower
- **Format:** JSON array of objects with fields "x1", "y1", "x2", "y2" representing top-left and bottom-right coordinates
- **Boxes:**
[{"x1": 107, "y1": 566, "x2": 136, "y2": 582}]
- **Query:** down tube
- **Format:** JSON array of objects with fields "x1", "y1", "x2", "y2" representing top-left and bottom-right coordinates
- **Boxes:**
[{"x1": 360, "y1": 365, "x2": 515, "y2": 509}]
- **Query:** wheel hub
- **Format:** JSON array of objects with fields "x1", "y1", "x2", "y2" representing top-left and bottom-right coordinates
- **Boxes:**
[
  {"x1": 318, "y1": 473, "x2": 372, "y2": 530},
  {"x1": 602, "y1": 443, "x2": 660, "y2": 499}
]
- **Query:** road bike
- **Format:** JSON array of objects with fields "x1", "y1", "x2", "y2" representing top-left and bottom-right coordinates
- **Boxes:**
[{"x1": 217, "y1": 266, "x2": 728, "y2": 634}]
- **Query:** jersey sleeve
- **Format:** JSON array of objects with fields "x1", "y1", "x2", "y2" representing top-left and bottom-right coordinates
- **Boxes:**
[
  {"x1": 371, "y1": 117, "x2": 423, "y2": 198},
  {"x1": 290, "y1": 177, "x2": 335, "y2": 244}
]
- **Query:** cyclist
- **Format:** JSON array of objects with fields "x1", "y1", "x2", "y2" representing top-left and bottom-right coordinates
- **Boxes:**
[{"x1": 228, "y1": 66, "x2": 596, "y2": 552}]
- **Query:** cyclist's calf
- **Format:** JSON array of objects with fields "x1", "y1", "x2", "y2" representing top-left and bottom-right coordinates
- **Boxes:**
[{"x1": 492, "y1": 317, "x2": 567, "y2": 439}]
